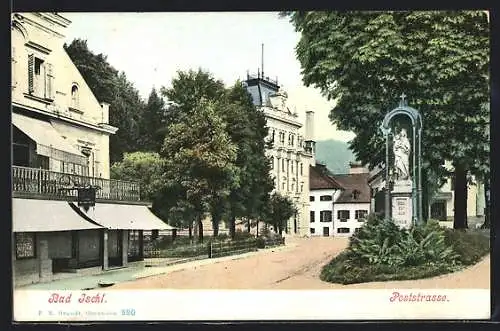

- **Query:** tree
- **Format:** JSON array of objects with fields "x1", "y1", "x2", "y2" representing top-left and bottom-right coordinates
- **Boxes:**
[
  {"x1": 138, "y1": 88, "x2": 168, "y2": 152},
  {"x1": 284, "y1": 11, "x2": 489, "y2": 229},
  {"x1": 64, "y1": 39, "x2": 146, "y2": 162},
  {"x1": 160, "y1": 99, "x2": 239, "y2": 243},
  {"x1": 219, "y1": 82, "x2": 274, "y2": 238},
  {"x1": 263, "y1": 193, "x2": 297, "y2": 235}
]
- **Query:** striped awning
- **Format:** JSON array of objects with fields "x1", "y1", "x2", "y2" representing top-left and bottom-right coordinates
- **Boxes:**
[{"x1": 12, "y1": 112, "x2": 88, "y2": 165}]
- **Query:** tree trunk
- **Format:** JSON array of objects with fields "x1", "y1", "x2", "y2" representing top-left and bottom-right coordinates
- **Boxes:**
[
  {"x1": 229, "y1": 215, "x2": 236, "y2": 240},
  {"x1": 453, "y1": 164, "x2": 468, "y2": 229},
  {"x1": 188, "y1": 223, "x2": 193, "y2": 240},
  {"x1": 198, "y1": 216, "x2": 204, "y2": 243},
  {"x1": 256, "y1": 221, "x2": 259, "y2": 237},
  {"x1": 247, "y1": 218, "x2": 251, "y2": 233},
  {"x1": 482, "y1": 176, "x2": 490, "y2": 229},
  {"x1": 421, "y1": 169, "x2": 430, "y2": 222},
  {"x1": 212, "y1": 218, "x2": 219, "y2": 237}
]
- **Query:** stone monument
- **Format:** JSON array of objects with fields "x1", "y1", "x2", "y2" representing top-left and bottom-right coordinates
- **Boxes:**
[
  {"x1": 391, "y1": 128, "x2": 413, "y2": 229},
  {"x1": 381, "y1": 93, "x2": 423, "y2": 228}
]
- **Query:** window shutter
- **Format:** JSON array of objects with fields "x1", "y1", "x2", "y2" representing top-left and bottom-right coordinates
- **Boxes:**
[
  {"x1": 27, "y1": 54, "x2": 34, "y2": 94},
  {"x1": 46, "y1": 62, "x2": 54, "y2": 100},
  {"x1": 11, "y1": 47, "x2": 16, "y2": 87}
]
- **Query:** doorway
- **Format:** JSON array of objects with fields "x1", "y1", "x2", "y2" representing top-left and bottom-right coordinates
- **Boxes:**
[{"x1": 108, "y1": 230, "x2": 123, "y2": 267}]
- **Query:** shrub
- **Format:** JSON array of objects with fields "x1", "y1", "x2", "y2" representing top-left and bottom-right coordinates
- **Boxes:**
[
  {"x1": 443, "y1": 228, "x2": 490, "y2": 265},
  {"x1": 320, "y1": 214, "x2": 484, "y2": 285}
]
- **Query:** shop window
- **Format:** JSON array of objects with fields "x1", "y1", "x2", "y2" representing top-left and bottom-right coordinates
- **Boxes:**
[
  {"x1": 15, "y1": 233, "x2": 36, "y2": 259},
  {"x1": 128, "y1": 230, "x2": 141, "y2": 257}
]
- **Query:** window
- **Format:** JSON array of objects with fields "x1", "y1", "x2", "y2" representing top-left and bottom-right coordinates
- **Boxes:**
[
  {"x1": 271, "y1": 130, "x2": 275, "y2": 143},
  {"x1": 291, "y1": 135, "x2": 295, "y2": 146},
  {"x1": 291, "y1": 183, "x2": 295, "y2": 191},
  {"x1": 309, "y1": 196, "x2": 315, "y2": 202},
  {"x1": 71, "y1": 84, "x2": 79, "y2": 109},
  {"x1": 337, "y1": 228, "x2": 350, "y2": 234},
  {"x1": 15, "y1": 233, "x2": 36, "y2": 259},
  {"x1": 337, "y1": 210, "x2": 350, "y2": 220},
  {"x1": 310, "y1": 228, "x2": 315, "y2": 234},
  {"x1": 279, "y1": 132, "x2": 285, "y2": 144},
  {"x1": 282, "y1": 159, "x2": 285, "y2": 171},
  {"x1": 310, "y1": 211, "x2": 315, "y2": 223},
  {"x1": 431, "y1": 201, "x2": 447, "y2": 220},
  {"x1": 291, "y1": 163, "x2": 294, "y2": 174},
  {"x1": 323, "y1": 227, "x2": 330, "y2": 236},
  {"x1": 28, "y1": 54, "x2": 54, "y2": 100},
  {"x1": 320, "y1": 210, "x2": 333, "y2": 222},
  {"x1": 300, "y1": 184, "x2": 303, "y2": 192},
  {"x1": 355, "y1": 210, "x2": 368, "y2": 221},
  {"x1": 352, "y1": 190, "x2": 360, "y2": 200},
  {"x1": 128, "y1": 230, "x2": 141, "y2": 257},
  {"x1": 300, "y1": 163, "x2": 303, "y2": 175},
  {"x1": 282, "y1": 182, "x2": 286, "y2": 190},
  {"x1": 320, "y1": 195, "x2": 333, "y2": 201}
]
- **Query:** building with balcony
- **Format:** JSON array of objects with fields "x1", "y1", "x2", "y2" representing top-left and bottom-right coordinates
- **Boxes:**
[
  {"x1": 11, "y1": 12, "x2": 173, "y2": 287},
  {"x1": 243, "y1": 72, "x2": 314, "y2": 236},
  {"x1": 309, "y1": 162, "x2": 371, "y2": 237}
]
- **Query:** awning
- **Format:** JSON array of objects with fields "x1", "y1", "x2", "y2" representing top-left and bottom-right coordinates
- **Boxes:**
[
  {"x1": 12, "y1": 198, "x2": 103, "y2": 232},
  {"x1": 71, "y1": 202, "x2": 175, "y2": 231},
  {"x1": 12, "y1": 112, "x2": 87, "y2": 165}
]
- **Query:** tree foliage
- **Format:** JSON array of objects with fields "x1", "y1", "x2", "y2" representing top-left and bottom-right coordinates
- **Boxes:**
[
  {"x1": 64, "y1": 39, "x2": 145, "y2": 163},
  {"x1": 285, "y1": 11, "x2": 489, "y2": 228},
  {"x1": 263, "y1": 193, "x2": 297, "y2": 235}
]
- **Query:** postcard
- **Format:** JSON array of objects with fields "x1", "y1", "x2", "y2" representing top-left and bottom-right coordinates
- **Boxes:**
[{"x1": 11, "y1": 11, "x2": 491, "y2": 322}]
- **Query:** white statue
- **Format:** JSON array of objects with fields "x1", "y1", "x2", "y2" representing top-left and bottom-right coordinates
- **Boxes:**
[{"x1": 393, "y1": 128, "x2": 411, "y2": 180}]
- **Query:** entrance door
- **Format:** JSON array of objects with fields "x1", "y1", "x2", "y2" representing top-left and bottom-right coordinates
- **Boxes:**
[
  {"x1": 430, "y1": 201, "x2": 447, "y2": 220},
  {"x1": 108, "y1": 230, "x2": 123, "y2": 267},
  {"x1": 323, "y1": 227, "x2": 330, "y2": 237}
]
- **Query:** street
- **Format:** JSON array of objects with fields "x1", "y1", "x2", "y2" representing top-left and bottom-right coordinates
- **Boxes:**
[{"x1": 111, "y1": 237, "x2": 490, "y2": 290}]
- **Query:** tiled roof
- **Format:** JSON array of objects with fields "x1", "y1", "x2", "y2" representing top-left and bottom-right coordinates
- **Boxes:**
[
  {"x1": 309, "y1": 164, "x2": 344, "y2": 190},
  {"x1": 331, "y1": 173, "x2": 371, "y2": 203}
]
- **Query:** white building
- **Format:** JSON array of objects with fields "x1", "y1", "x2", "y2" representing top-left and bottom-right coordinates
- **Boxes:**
[
  {"x1": 244, "y1": 72, "x2": 314, "y2": 236},
  {"x1": 309, "y1": 162, "x2": 371, "y2": 237},
  {"x1": 11, "y1": 12, "x2": 172, "y2": 287}
]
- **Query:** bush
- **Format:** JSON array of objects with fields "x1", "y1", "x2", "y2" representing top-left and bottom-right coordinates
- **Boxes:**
[
  {"x1": 321, "y1": 215, "x2": 488, "y2": 285},
  {"x1": 443, "y1": 228, "x2": 490, "y2": 265}
]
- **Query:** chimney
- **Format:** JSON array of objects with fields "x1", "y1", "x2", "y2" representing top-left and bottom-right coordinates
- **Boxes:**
[
  {"x1": 349, "y1": 161, "x2": 369, "y2": 174},
  {"x1": 100, "y1": 102, "x2": 109, "y2": 124}
]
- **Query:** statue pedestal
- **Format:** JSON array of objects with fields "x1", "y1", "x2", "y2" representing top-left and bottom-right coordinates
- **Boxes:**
[{"x1": 391, "y1": 180, "x2": 413, "y2": 229}]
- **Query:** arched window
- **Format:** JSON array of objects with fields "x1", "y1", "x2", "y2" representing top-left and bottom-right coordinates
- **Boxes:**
[{"x1": 71, "y1": 84, "x2": 79, "y2": 109}]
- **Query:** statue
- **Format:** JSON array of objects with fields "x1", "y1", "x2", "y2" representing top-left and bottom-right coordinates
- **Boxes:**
[{"x1": 393, "y1": 128, "x2": 411, "y2": 180}]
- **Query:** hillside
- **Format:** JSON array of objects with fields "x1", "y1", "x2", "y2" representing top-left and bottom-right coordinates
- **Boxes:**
[{"x1": 315, "y1": 139, "x2": 356, "y2": 174}]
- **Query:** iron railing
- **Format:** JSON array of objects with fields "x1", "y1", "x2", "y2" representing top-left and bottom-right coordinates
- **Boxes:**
[{"x1": 12, "y1": 165, "x2": 141, "y2": 201}]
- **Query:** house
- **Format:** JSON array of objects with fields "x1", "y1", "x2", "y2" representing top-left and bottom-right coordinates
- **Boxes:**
[
  {"x1": 309, "y1": 162, "x2": 371, "y2": 237},
  {"x1": 243, "y1": 71, "x2": 314, "y2": 236},
  {"x1": 11, "y1": 12, "x2": 173, "y2": 287}
]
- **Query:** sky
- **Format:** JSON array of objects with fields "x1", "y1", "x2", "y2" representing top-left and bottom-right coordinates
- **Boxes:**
[{"x1": 62, "y1": 12, "x2": 356, "y2": 142}]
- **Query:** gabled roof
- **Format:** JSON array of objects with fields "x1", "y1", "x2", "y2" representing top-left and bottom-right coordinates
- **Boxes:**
[
  {"x1": 331, "y1": 173, "x2": 371, "y2": 203},
  {"x1": 310, "y1": 164, "x2": 344, "y2": 190}
]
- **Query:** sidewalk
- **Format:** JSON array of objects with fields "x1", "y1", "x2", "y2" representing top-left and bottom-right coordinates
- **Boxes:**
[{"x1": 17, "y1": 243, "x2": 297, "y2": 291}]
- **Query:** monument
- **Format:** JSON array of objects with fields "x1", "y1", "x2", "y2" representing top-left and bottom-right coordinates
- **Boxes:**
[{"x1": 381, "y1": 94, "x2": 423, "y2": 229}]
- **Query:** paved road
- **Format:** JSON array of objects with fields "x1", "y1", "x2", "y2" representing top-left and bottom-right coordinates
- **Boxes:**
[{"x1": 111, "y1": 237, "x2": 490, "y2": 290}]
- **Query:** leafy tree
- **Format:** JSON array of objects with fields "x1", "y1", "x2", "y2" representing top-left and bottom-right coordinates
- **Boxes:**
[
  {"x1": 160, "y1": 99, "x2": 239, "y2": 243},
  {"x1": 263, "y1": 193, "x2": 297, "y2": 235},
  {"x1": 64, "y1": 39, "x2": 145, "y2": 162},
  {"x1": 284, "y1": 11, "x2": 489, "y2": 229},
  {"x1": 138, "y1": 88, "x2": 168, "y2": 152}
]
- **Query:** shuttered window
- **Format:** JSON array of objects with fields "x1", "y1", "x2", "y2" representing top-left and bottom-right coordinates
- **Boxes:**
[
  {"x1": 46, "y1": 62, "x2": 54, "y2": 100},
  {"x1": 28, "y1": 54, "x2": 34, "y2": 94}
]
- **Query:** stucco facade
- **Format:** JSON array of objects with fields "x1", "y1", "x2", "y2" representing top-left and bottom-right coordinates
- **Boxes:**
[
  {"x1": 244, "y1": 74, "x2": 314, "y2": 236},
  {"x1": 11, "y1": 12, "x2": 114, "y2": 179}
]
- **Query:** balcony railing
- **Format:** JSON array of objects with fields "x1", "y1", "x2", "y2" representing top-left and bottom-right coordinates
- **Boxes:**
[{"x1": 12, "y1": 166, "x2": 141, "y2": 202}]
